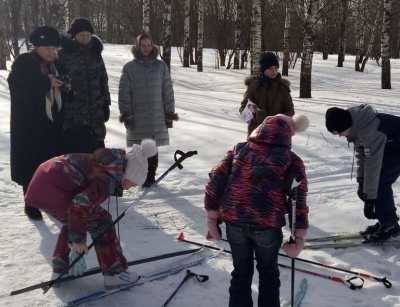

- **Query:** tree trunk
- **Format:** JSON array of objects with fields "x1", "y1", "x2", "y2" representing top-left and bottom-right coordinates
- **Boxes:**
[
  {"x1": 361, "y1": 12, "x2": 379, "y2": 72},
  {"x1": 233, "y1": 0, "x2": 242, "y2": 69},
  {"x1": 337, "y1": 0, "x2": 348, "y2": 67},
  {"x1": 197, "y1": 0, "x2": 204, "y2": 72},
  {"x1": 299, "y1": 0, "x2": 318, "y2": 98},
  {"x1": 381, "y1": 0, "x2": 392, "y2": 89},
  {"x1": 0, "y1": 0, "x2": 8, "y2": 69},
  {"x1": 163, "y1": 0, "x2": 172, "y2": 72},
  {"x1": 282, "y1": 3, "x2": 291, "y2": 76},
  {"x1": 250, "y1": 0, "x2": 261, "y2": 75},
  {"x1": 143, "y1": 0, "x2": 150, "y2": 34},
  {"x1": 183, "y1": 0, "x2": 190, "y2": 67}
]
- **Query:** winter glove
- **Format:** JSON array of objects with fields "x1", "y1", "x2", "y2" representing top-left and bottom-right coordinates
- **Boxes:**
[
  {"x1": 363, "y1": 199, "x2": 378, "y2": 220},
  {"x1": 68, "y1": 243, "x2": 86, "y2": 276},
  {"x1": 165, "y1": 112, "x2": 179, "y2": 128},
  {"x1": 282, "y1": 229, "x2": 307, "y2": 258},
  {"x1": 103, "y1": 101, "x2": 110, "y2": 122},
  {"x1": 254, "y1": 109, "x2": 268, "y2": 123},
  {"x1": 357, "y1": 179, "x2": 364, "y2": 201},
  {"x1": 206, "y1": 210, "x2": 222, "y2": 240}
]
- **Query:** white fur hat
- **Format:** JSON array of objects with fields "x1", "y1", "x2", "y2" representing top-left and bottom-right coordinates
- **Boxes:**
[
  {"x1": 125, "y1": 139, "x2": 158, "y2": 186},
  {"x1": 276, "y1": 114, "x2": 309, "y2": 135}
]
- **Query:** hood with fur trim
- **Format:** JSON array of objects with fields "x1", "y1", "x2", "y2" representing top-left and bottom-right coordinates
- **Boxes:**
[
  {"x1": 131, "y1": 44, "x2": 159, "y2": 61},
  {"x1": 244, "y1": 75, "x2": 291, "y2": 90},
  {"x1": 59, "y1": 35, "x2": 103, "y2": 56}
]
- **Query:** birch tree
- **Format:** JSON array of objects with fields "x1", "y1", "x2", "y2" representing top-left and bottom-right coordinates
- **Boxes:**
[
  {"x1": 183, "y1": 0, "x2": 190, "y2": 67},
  {"x1": 250, "y1": 0, "x2": 261, "y2": 75},
  {"x1": 143, "y1": 0, "x2": 150, "y2": 34},
  {"x1": 355, "y1": 0, "x2": 365, "y2": 71},
  {"x1": 163, "y1": 0, "x2": 172, "y2": 71},
  {"x1": 299, "y1": 0, "x2": 319, "y2": 98},
  {"x1": 381, "y1": 0, "x2": 392, "y2": 89},
  {"x1": 197, "y1": 0, "x2": 204, "y2": 72},
  {"x1": 282, "y1": 3, "x2": 291, "y2": 76},
  {"x1": 361, "y1": 11, "x2": 379, "y2": 72},
  {"x1": 337, "y1": 0, "x2": 348, "y2": 67},
  {"x1": 0, "y1": 0, "x2": 8, "y2": 69},
  {"x1": 233, "y1": 0, "x2": 241, "y2": 69}
]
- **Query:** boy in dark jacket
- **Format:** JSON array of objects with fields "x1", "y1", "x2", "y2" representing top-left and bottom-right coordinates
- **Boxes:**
[
  {"x1": 326, "y1": 104, "x2": 400, "y2": 243},
  {"x1": 205, "y1": 114, "x2": 309, "y2": 307}
]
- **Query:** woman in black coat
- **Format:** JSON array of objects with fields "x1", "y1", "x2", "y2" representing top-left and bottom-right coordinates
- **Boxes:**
[{"x1": 8, "y1": 26, "x2": 68, "y2": 220}]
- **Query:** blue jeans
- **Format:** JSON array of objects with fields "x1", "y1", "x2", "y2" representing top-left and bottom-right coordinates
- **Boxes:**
[
  {"x1": 376, "y1": 153, "x2": 400, "y2": 227},
  {"x1": 226, "y1": 222, "x2": 283, "y2": 307}
]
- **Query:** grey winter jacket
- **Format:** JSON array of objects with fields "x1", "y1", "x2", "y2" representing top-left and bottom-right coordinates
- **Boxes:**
[
  {"x1": 118, "y1": 46, "x2": 175, "y2": 147},
  {"x1": 347, "y1": 104, "x2": 400, "y2": 199}
]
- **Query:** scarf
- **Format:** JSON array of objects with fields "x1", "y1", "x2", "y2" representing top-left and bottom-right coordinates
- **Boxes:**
[
  {"x1": 34, "y1": 52, "x2": 62, "y2": 122},
  {"x1": 257, "y1": 72, "x2": 282, "y2": 85}
]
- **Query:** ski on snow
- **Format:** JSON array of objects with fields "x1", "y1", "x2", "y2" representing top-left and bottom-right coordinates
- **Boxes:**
[
  {"x1": 10, "y1": 247, "x2": 204, "y2": 296},
  {"x1": 57, "y1": 247, "x2": 223, "y2": 307},
  {"x1": 306, "y1": 233, "x2": 363, "y2": 242},
  {"x1": 293, "y1": 278, "x2": 307, "y2": 307},
  {"x1": 304, "y1": 239, "x2": 400, "y2": 250}
]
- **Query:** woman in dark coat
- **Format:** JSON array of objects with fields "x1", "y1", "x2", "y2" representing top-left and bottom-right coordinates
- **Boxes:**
[{"x1": 7, "y1": 26, "x2": 67, "y2": 220}]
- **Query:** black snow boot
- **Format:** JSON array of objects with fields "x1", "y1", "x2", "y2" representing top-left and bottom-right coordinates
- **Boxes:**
[
  {"x1": 25, "y1": 203, "x2": 43, "y2": 220},
  {"x1": 142, "y1": 153, "x2": 158, "y2": 188},
  {"x1": 367, "y1": 223, "x2": 400, "y2": 243},
  {"x1": 359, "y1": 222, "x2": 380, "y2": 236}
]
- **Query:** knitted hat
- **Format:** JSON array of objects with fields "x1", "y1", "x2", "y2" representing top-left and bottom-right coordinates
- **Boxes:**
[
  {"x1": 29, "y1": 26, "x2": 60, "y2": 47},
  {"x1": 325, "y1": 107, "x2": 352, "y2": 134},
  {"x1": 276, "y1": 114, "x2": 309, "y2": 136},
  {"x1": 259, "y1": 52, "x2": 279, "y2": 73},
  {"x1": 67, "y1": 18, "x2": 94, "y2": 37},
  {"x1": 124, "y1": 139, "x2": 157, "y2": 186}
]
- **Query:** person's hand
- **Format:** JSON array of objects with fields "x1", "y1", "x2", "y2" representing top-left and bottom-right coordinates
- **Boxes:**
[
  {"x1": 165, "y1": 113, "x2": 179, "y2": 128},
  {"x1": 49, "y1": 75, "x2": 63, "y2": 88},
  {"x1": 282, "y1": 229, "x2": 307, "y2": 258},
  {"x1": 254, "y1": 109, "x2": 268, "y2": 122},
  {"x1": 357, "y1": 180, "x2": 364, "y2": 201},
  {"x1": 68, "y1": 243, "x2": 87, "y2": 276},
  {"x1": 103, "y1": 101, "x2": 110, "y2": 122},
  {"x1": 206, "y1": 210, "x2": 222, "y2": 240},
  {"x1": 364, "y1": 200, "x2": 378, "y2": 220}
]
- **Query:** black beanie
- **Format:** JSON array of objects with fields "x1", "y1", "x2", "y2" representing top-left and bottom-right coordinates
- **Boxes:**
[
  {"x1": 259, "y1": 52, "x2": 279, "y2": 73},
  {"x1": 29, "y1": 26, "x2": 60, "y2": 47},
  {"x1": 67, "y1": 18, "x2": 94, "y2": 37},
  {"x1": 325, "y1": 107, "x2": 352, "y2": 134}
]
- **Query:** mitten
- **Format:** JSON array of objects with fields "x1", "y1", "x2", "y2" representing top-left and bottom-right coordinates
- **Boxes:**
[
  {"x1": 165, "y1": 113, "x2": 179, "y2": 128},
  {"x1": 254, "y1": 109, "x2": 268, "y2": 122},
  {"x1": 282, "y1": 229, "x2": 307, "y2": 258},
  {"x1": 103, "y1": 101, "x2": 110, "y2": 122},
  {"x1": 357, "y1": 179, "x2": 364, "y2": 201},
  {"x1": 364, "y1": 200, "x2": 378, "y2": 220},
  {"x1": 68, "y1": 243, "x2": 86, "y2": 276},
  {"x1": 207, "y1": 210, "x2": 222, "y2": 240}
]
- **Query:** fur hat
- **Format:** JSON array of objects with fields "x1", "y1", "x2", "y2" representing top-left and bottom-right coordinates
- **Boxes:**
[
  {"x1": 325, "y1": 107, "x2": 352, "y2": 134},
  {"x1": 29, "y1": 26, "x2": 60, "y2": 47},
  {"x1": 259, "y1": 51, "x2": 279, "y2": 73},
  {"x1": 67, "y1": 18, "x2": 94, "y2": 37},
  {"x1": 275, "y1": 114, "x2": 309, "y2": 135},
  {"x1": 124, "y1": 139, "x2": 158, "y2": 186}
]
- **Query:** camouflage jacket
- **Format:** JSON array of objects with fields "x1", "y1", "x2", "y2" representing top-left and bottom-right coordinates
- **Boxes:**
[{"x1": 58, "y1": 35, "x2": 111, "y2": 140}]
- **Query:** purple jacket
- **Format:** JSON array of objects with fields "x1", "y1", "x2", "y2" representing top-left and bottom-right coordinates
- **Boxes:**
[
  {"x1": 25, "y1": 148, "x2": 126, "y2": 243},
  {"x1": 204, "y1": 116, "x2": 309, "y2": 230}
]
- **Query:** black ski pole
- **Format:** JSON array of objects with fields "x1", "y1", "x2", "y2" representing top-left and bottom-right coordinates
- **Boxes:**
[
  {"x1": 43, "y1": 150, "x2": 198, "y2": 294},
  {"x1": 289, "y1": 179, "x2": 300, "y2": 307},
  {"x1": 161, "y1": 270, "x2": 209, "y2": 307}
]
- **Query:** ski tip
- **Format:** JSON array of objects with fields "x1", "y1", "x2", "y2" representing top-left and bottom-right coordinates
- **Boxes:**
[
  {"x1": 177, "y1": 232, "x2": 185, "y2": 241},
  {"x1": 206, "y1": 231, "x2": 213, "y2": 239}
]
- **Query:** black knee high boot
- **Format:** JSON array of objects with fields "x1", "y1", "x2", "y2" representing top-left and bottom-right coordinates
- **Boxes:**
[{"x1": 143, "y1": 153, "x2": 158, "y2": 187}]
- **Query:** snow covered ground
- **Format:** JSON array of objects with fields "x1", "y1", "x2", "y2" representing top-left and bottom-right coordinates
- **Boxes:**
[{"x1": 1, "y1": 45, "x2": 400, "y2": 307}]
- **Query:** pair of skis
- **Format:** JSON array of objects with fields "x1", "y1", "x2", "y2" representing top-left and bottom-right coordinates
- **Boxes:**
[{"x1": 304, "y1": 233, "x2": 400, "y2": 250}]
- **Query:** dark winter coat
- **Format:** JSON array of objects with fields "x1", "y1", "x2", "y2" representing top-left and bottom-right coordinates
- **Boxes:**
[
  {"x1": 25, "y1": 148, "x2": 126, "y2": 243},
  {"x1": 8, "y1": 52, "x2": 66, "y2": 187},
  {"x1": 347, "y1": 104, "x2": 400, "y2": 199},
  {"x1": 118, "y1": 45, "x2": 175, "y2": 147},
  {"x1": 58, "y1": 35, "x2": 111, "y2": 141},
  {"x1": 240, "y1": 75, "x2": 294, "y2": 138},
  {"x1": 205, "y1": 116, "x2": 309, "y2": 230}
]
